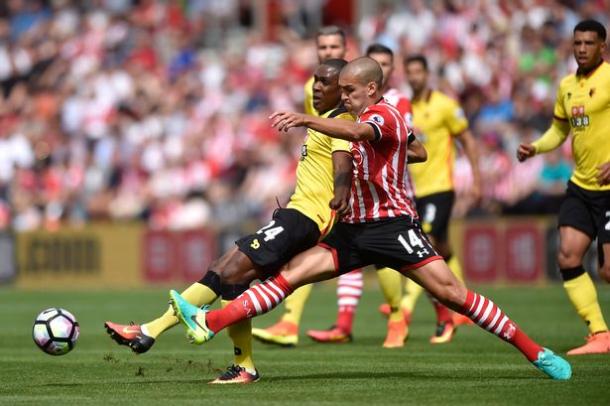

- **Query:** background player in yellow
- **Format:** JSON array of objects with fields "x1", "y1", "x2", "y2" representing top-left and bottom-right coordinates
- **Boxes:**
[
  {"x1": 104, "y1": 58, "x2": 354, "y2": 383},
  {"x1": 304, "y1": 26, "x2": 348, "y2": 117},
  {"x1": 251, "y1": 26, "x2": 349, "y2": 346},
  {"x1": 378, "y1": 54, "x2": 482, "y2": 344},
  {"x1": 518, "y1": 19, "x2": 610, "y2": 355}
]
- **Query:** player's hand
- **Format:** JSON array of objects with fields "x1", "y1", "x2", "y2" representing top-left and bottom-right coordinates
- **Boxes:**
[
  {"x1": 469, "y1": 182, "x2": 482, "y2": 206},
  {"x1": 329, "y1": 195, "x2": 350, "y2": 218},
  {"x1": 599, "y1": 262, "x2": 610, "y2": 283},
  {"x1": 516, "y1": 143, "x2": 536, "y2": 162},
  {"x1": 270, "y1": 112, "x2": 307, "y2": 132},
  {"x1": 596, "y1": 162, "x2": 610, "y2": 186}
]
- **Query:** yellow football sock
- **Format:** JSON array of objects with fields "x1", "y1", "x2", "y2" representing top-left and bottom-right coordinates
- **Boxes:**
[
  {"x1": 377, "y1": 267, "x2": 404, "y2": 322},
  {"x1": 401, "y1": 278, "x2": 423, "y2": 313},
  {"x1": 223, "y1": 300, "x2": 256, "y2": 372},
  {"x1": 280, "y1": 284, "x2": 313, "y2": 326},
  {"x1": 447, "y1": 255, "x2": 465, "y2": 283},
  {"x1": 143, "y1": 282, "x2": 218, "y2": 339},
  {"x1": 563, "y1": 272, "x2": 608, "y2": 334}
]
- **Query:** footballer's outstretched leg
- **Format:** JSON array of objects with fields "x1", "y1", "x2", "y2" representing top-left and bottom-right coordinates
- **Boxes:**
[{"x1": 408, "y1": 260, "x2": 572, "y2": 380}]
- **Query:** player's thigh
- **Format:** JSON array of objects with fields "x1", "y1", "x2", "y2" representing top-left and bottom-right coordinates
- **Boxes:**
[
  {"x1": 557, "y1": 185, "x2": 596, "y2": 265},
  {"x1": 236, "y1": 208, "x2": 320, "y2": 277},
  {"x1": 280, "y1": 245, "x2": 338, "y2": 287},
  {"x1": 318, "y1": 222, "x2": 367, "y2": 275}
]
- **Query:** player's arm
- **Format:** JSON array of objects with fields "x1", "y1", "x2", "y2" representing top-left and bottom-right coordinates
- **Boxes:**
[
  {"x1": 517, "y1": 119, "x2": 570, "y2": 162},
  {"x1": 330, "y1": 151, "x2": 353, "y2": 217},
  {"x1": 407, "y1": 136, "x2": 427, "y2": 164},
  {"x1": 454, "y1": 128, "x2": 482, "y2": 203},
  {"x1": 270, "y1": 112, "x2": 376, "y2": 142}
]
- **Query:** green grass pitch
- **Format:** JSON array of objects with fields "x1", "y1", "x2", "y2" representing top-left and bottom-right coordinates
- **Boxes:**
[{"x1": 1, "y1": 281, "x2": 609, "y2": 405}]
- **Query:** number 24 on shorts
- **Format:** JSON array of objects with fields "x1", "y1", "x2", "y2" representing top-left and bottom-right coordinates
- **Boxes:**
[{"x1": 257, "y1": 221, "x2": 285, "y2": 241}]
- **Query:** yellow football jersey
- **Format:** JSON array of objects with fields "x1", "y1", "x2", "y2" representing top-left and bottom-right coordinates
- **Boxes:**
[
  {"x1": 408, "y1": 90, "x2": 469, "y2": 197},
  {"x1": 552, "y1": 61, "x2": 610, "y2": 191},
  {"x1": 303, "y1": 76, "x2": 319, "y2": 116},
  {"x1": 287, "y1": 107, "x2": 353, "y2": 235}
]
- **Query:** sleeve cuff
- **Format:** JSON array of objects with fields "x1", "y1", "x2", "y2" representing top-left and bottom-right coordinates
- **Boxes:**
[
  {"x1": 407, "y1": 130, "x2": 416, "y2": 145},
  {"x1": 365, "y1": 121, "x2": 382, "y2": 141}
]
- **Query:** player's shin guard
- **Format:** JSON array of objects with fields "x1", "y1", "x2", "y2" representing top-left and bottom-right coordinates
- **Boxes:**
[
  {"x1": 377, "y1": 267, "x2": 404, "y2": 322},
  {"x1": 280, "y1": 284, "x2": 313, "y2": 326},
  {"x1": 446, "y1": 255, "x2": 465, "y2": 282},
  {"x1": 223, "y1": 301, "x2": 256, "y2": 373},
  {"x1": 402, "y1": 278, "x2": 423, "y2": 313},
  {"x1": 206, "y1": 275, "x2": 294, "y2": 334},
  {"x1": 335, "y1": 269, "x2": 363, "y2": 333},
  {"x1": 561, "y1": 267, "x2": 608, "y2": 334},
  {"x1": 143, "y1": 275, "x2": 220, "y2": 338},
  {"x1": 461, "y1": 291, "x2": 542, "y2": 361}
]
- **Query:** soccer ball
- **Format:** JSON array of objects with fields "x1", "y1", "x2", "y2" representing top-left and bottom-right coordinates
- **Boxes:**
[{"x1": 32, "y1": 308, "x2": 80, "y2": 355}]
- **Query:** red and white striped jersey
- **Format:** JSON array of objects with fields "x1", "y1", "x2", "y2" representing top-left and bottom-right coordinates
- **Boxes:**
[
  {"x1": 384, "y1": 88, "x2": 413, "y2": 128},
  {"x1": 344, "y1": 99, "x2": 418, "y2": 224},
  {"x1": 384, "y1": 88, "x2": 416, "y2": 202}
]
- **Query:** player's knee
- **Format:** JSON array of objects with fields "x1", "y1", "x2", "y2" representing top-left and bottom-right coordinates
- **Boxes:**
[
  {"x1": 209, "y1": 252, "x2": 256, "y2": 285},
  {"x1": 219, "y1": 264, "x2": 254, "y2": 285},
  {"x1": 210, "y1": 259, "x2": 241, "y2": 285},
  {"x1": 557, "y1": 247, "x2": 582, "y2": 269}
]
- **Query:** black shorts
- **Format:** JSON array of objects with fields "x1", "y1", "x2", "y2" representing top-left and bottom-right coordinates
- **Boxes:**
[
  {"x1": 320, "y1": 216, "x2": 442, "y2": 275},
  {"x1": 558, "y1": 181, "x2": 610, "y2": 246},
  {"x1": 415, "y1": 191, "x2": 455, "y2": 242},
  {"x1": 236, "y1": 208, "x2": 320, "y2": 275}
]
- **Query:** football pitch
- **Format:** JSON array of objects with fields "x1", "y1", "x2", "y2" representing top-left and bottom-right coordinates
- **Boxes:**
[{"x1": 2, "y1": 282, "x2": 609, "y2": 405}]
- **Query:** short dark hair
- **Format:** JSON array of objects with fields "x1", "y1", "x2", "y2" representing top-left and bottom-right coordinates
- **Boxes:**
[
  {"x1": 574, "y1": 19, "x2": 607, "y2": 41},
  {"x1": 366, "y1": 43, "x2": 393, "y2": 58},
  {"x1": 404, "y1": 54, "x2": 428, "y2": 71},
  {"x1": 316, "y1": 25, "x2": 346, "y2": 44},
  {"x1": 322, "y1": 58, "x2": 348, "y2": 73}
]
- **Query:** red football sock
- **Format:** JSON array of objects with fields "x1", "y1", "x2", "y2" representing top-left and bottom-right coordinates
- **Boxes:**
[
  {"x1": 335, "y1": 269, "x2": 363, "y2": 333},
  {"x1": 430, "y1": 295, "x2": 453, "y2": 324},
  {"x1": 460, "y1": 290, "x2": 543, "y2": 362},
  {"x1": 206, "y1": 274, "x2": 293, "y2": 333}
]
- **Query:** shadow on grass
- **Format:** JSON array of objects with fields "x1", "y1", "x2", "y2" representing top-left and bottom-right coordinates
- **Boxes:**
[
  {"x1": 40, "y1": 379, "x2": 205, "y2": 388},
  {"x1": 256, "y1": 370, "x2": 538, "y2": 382},
  {"x1": 38, "y1": 370, "x2": 541, "y2": 388}
]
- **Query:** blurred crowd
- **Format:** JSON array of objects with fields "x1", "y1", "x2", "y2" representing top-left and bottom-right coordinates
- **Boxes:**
[{"x1": 0, "y1": 0, "x2": 606, "y2": 232}]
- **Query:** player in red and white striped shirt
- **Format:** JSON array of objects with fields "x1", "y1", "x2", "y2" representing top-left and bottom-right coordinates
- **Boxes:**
[
  {"x1": 307, "y1": 44, "x2": 415, "y2": 347},
  {"x1": 170, "y1": 57, "x2": 571, "y2": 381}
]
